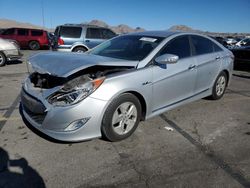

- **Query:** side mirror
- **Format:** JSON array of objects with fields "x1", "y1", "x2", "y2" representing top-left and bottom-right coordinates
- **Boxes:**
[{"x1": 155, "y1": 54, "x2": 179, "y2": 64}]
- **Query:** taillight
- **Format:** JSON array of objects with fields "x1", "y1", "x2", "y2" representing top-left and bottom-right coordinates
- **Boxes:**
[{"x1": 58, "y1": 37, "x2": 64, "y2": 45}]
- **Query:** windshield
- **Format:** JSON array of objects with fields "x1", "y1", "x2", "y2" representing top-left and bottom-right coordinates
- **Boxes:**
[{"x1": 90, "y1": 35, "x2": 164, "y2": 61}]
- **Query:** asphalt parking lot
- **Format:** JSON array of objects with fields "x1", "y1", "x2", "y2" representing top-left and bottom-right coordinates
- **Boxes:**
[{"x1": 0, "y1": 50, "x2": 250, "y2": 188}]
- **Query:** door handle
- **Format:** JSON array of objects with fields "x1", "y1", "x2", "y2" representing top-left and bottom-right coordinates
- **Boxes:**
[
  {"x1": 188, "y1": 65, "x2": 196, "y2": 70},
  {"x1": 85, "y1": 40, "x2": 90, "y2": 42},
  {"x1": 215, "y1": 56, "x2": 221, "y2": 60}
]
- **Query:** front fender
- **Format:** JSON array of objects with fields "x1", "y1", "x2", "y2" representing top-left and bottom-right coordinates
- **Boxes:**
[{"x1": 90, "y1": 67, "x2": 153, "y2": 116}]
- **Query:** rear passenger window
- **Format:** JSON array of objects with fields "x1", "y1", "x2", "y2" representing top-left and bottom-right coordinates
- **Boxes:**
[
  {"x1": 213, "y1": 43, "x2": 223, "y2": 52},
  {"x1": 17, "y1": 29, "x2": 28, "y2": 36},
  {"x1": 86, "y1": 28, "x2": 102, "y2": 39},
  {"x1": 31, "y1": 30, "x2": 43, "y2": 36},
  {"x1": 60, "y1": 26, "x2": 82, "y2": 38},
  {"x1": 160, "y1": 36, "x2": 191, "y2": 59},
  {"x1": 191, "y1": 35, "x2": 222, "y2": 55}
]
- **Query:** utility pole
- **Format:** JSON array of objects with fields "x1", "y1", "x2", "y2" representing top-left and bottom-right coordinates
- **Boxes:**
[{"x1": 41, "y1": 0, "x2": 45, "y2": 28}]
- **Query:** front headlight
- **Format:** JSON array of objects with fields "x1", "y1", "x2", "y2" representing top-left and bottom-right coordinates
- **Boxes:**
[{"x1": 47, "y1": 75, "x2": 105, "y2": 106}]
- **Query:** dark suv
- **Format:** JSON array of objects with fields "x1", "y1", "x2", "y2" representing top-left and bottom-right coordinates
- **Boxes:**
[
  {"x1": 52, "y1": 24, "x2": 117, "y2": 52},
  {"x1": 0, "y1": 28, "x2": 50, "y2": 50}
]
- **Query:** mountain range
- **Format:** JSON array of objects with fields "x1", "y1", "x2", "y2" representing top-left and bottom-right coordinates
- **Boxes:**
[
  {"x1": 0, "y1": 18, "x2": 145, "y2": 34},
  {"x1": 0, "y1": 18, "x2": 249, "y2": 37}
]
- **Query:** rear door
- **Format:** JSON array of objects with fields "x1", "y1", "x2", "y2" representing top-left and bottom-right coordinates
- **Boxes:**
[
  {"x1": 85, "y1": 28, "x2": 105, "y2": 48},
  {"x1": 190, "y1": 35, "x2": 223, "y2": 93},
  {"x1": 152, "y1": 35, "x2": 197, "y2": 112},
  {"x1": 16, "y1": 28, "x2": 29, "y2": 47}
]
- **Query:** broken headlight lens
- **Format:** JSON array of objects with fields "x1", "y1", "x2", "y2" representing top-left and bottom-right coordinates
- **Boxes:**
[{"x1": 47, "y1": 75, "x2": 105, "y2": 106}]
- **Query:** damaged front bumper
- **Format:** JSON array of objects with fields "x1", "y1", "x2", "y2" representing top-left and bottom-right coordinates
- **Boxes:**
[{"x1": 19, "y1": 79, "x2": 109, "y2": 142}]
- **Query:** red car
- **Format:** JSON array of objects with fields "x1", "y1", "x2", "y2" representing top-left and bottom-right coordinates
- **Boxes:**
[{"x1": 0, "y1": 28, "x2": 50, "y2": 50}]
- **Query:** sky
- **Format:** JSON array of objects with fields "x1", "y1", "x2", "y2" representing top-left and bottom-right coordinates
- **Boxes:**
[{"x1": 0, "y1": 0, "x2": 249, "y2": 33}]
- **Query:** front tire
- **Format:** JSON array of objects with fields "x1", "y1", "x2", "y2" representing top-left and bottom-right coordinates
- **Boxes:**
[
  {"x1": 102, "y1": 93, "x2": 141, "y2": 142},
  {"x1": 0, "y1": 52, "x2": 6, "y2": 67},
  {"x1": 210, "y1": 72, "x2": 228, "y2": 100}
]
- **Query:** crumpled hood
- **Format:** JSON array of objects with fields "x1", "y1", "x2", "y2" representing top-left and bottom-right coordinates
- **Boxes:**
[{"x1": 28, "y1": 52, "x2": 138, "y2": 77}]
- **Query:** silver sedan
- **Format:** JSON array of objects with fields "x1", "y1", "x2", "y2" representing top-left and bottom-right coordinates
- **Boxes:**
[
  {"x1": 20, "y1": 31, "x2": 234, "y2": 142},
  {"x1": 0, "y1": 38, "x2": 22, "y2": 66}
]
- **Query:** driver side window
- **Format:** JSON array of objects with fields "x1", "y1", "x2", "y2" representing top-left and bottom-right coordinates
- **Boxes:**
[{"x1": 160, "y1": 35, "x2": 191, "y2": 59}]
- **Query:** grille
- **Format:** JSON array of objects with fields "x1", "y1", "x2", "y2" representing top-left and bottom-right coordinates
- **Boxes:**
[{"x1": 21, "y1": 89, "x2": 47, "y2": 124}]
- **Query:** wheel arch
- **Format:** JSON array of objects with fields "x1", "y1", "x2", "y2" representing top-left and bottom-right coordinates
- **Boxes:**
[
  {"x1": 121, "y1": 90, "x2": 147, "y2": 121},
  {"x1": 28, "y1": 40, "x2": 40, "y2": 44},
  {"x1": 71, "y1": 44, "x2": 89, "y2": 52},
  {"x1": 0, "y1": 50, "x2": 7, "y2": 57},
  {"x1": 221, "y1": 69, "x2": 230, "y2": 87}
]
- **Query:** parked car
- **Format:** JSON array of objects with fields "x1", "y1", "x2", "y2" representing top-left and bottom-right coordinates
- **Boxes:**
[
  {"x1": 224, "y1": 37, "x2": 238, "y2": 46},
  {"x1": 212, "y1": 36, "x2": 227, "y2": 47},
  {"x1": 0, "y1": 28, "x2": 50, "y2": 50},
  {"x1": 231, "y1": 45, "x2": 250, "y2": 67},
  {"x1": 0, "y1": 38, "x2": 22, "y2": 66},
  {"x1": 51, "y1": 24, "x2": 117, "y2": 52},
  {"x1": 235, "y1": 38, "x2": 250, "y2": 47},
  {"x1": 20, "y1": 31, "x2": 234, "y2": 142}
]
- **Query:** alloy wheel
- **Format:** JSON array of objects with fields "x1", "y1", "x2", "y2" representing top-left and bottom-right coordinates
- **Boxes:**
[
  {"x1": 0, "y1": 54, "x2": 3, "y2": 64},
  {"x1": 216, "y1": 75, "x2": 226, "y2": 96},
  {"x1": 111, "y1": 102, "x2": 138, "y2": 135}
]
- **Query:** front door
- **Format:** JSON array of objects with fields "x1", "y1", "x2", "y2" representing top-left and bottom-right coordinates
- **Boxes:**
[{"x1": 152, "y1": 35, "x2": 197, "y2": 112}]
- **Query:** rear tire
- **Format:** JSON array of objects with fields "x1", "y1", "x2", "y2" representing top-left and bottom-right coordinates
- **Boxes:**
[
  {"x1": 72, "y1": 46, "x2": 87, "y2": 53},
  {"x1": 210, "y1": 71, "x2": 228, "y2": 100},
  {"x1": 101, "y1": 93, "x2": 141, "y2": 142},
  {"x1": 29, "y1": 41, "x2": 40, "y2": 50},
  {"x1": 0, "y1": 52, "x2": 6, "y2": 67}
]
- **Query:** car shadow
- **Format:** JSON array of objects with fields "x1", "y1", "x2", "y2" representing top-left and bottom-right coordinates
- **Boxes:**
[
  {"x1": 233, "y1": 73, "x2": 250, "y2": 79},
  {"x1": 0, "y1": 147, "x2": 46, "y2": 188},
  {"x1": 6, "y1": 60, "x2": 23, "y2": 65}
]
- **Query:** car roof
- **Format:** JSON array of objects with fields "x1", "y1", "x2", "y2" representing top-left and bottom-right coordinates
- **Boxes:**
[
  {"x1": 5, "y1": 27, "x2": 45, "y2": 31},
  {"x1": 126, "y1": 31, "x2": 221, "y2": 41},
  {"x1": 126, "y1": 30, "x2": 182, "y2": 38},
  {"x1": 59, "y1": 24, "x2": 109, "y2": 29}
]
